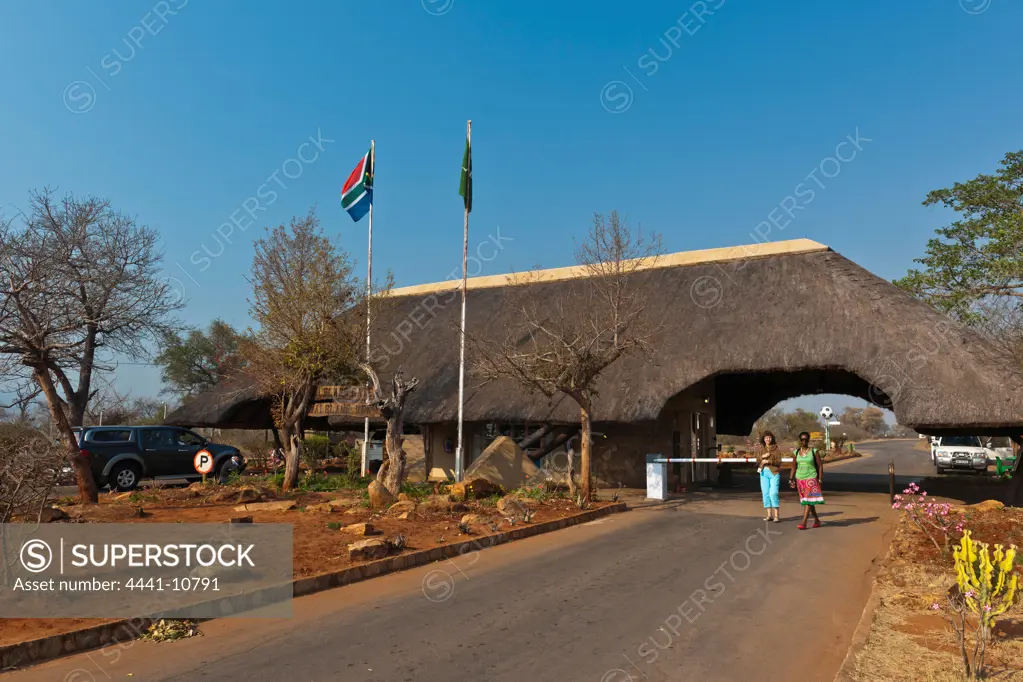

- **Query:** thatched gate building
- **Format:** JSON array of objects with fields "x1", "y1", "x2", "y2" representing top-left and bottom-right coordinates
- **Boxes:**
[{"x1": 166, "y1": 239, "x2": 1023, "y2": 487}]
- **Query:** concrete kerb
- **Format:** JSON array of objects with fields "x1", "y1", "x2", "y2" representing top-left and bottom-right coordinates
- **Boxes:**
[{"x1": 0, "y1": 502, "x2": 628, "y2": 671}]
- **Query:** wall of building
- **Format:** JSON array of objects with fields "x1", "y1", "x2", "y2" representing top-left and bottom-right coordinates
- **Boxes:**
[{"x1": 417, "y1": 378, "x2": 718, "y2": 489}]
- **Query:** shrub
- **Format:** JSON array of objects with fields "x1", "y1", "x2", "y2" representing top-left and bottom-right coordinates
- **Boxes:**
[
  {"x1": 302, "y1": 435, "x2": 332, "y2": 467},
  {"x1": 0, "y1": 425, "x2": 67, "y2": 523},
  {"x1": 933, "y1": 531, "x2": 1020, "y2": 679},
  {"x1": 892, "y1": 482, "x2": 965, "y2": 559}
]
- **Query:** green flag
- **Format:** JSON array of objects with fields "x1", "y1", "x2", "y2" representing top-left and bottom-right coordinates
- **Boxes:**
[{"x1": 459, "y1": 133, "x2": 472, "y2": 213}]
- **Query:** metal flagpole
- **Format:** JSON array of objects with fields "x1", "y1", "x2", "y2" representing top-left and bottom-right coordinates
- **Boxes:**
[
  {"x1": 362, "y1": 140, "x2": 375, "y2": 478},
  {"x1": 456, "y1": 120, "x2": 471, "y2": 483}
]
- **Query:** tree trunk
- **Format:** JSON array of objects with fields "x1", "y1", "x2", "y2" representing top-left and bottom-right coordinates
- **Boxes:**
[
  {"x1": 33, "y1": 366, "x2": 98, "y2": 503},
  {"x1": 579, "y1": 402, "x2": 593, "y2": 503},
  {"x1": 270, "y1": 425, "x2": 284, "y2": 451},
  {"x1": 281, "y1": 423, "x2": 302, "y2": 490},
  {"x1": 378, "y1": 412, "x2": 406, "y2": 496}
]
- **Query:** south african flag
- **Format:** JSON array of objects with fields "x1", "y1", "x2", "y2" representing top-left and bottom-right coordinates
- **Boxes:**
[{"x1": 341, "y1": 147, "x2": 373, "y2": 222}]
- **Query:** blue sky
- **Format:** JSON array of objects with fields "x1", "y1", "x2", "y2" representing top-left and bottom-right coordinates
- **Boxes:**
[{"x1": 2, "y1": 0, "x2": 1021, "y2": 422}]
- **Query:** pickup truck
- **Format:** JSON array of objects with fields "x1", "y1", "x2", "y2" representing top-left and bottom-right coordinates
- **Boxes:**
[
  {"x1": 931, "y1": 435, "x2": 993, "y2": 475},
  {"x1": 74, "y1": 426, "x2": 243, "y2": 491}
]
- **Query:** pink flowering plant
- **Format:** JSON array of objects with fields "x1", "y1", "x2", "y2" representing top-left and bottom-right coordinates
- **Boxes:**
[{"x1": 892, "y1": 482, "x2": 965, "y2": 559}]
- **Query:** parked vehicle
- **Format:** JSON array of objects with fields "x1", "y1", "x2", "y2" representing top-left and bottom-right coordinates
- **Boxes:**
[
  {"x1": 932, "y1": 435, "x2": 992, "y2": 475},
  {"x1": 74, "y1": 426, "x2": 242, "y2": 491},
  {"x1": 361, "y1": 430, "x2": 387, "y2": 463}
]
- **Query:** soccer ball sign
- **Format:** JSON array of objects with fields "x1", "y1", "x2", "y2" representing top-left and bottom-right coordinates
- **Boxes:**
[{"x1": 820, "y1": 406, "x2": 834, "y2": 421}]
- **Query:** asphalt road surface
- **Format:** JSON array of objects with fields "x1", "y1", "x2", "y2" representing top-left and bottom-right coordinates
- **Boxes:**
[
  {"x1": 10, "y1": 491, "x2": 894, "y2": 682},
  {"x1": 829, "y1": 438, "x2": 936, "y2": 482}
]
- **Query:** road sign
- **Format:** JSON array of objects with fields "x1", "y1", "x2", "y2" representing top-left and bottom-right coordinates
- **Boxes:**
[
  {"x1": 810, "y1": 431, "x2": 823, "y2": 439},
  {"x1": 827, "y1": 420, "x2": 841, "y2": 426},
  {"x1": 193, "y1": 450, "x2": 214, "y2": 475}
]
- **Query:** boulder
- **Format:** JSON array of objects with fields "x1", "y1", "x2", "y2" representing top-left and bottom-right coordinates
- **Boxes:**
[
  {"x1": 37, "y1": 506, "x2": 68, "y2": 523},
  {"x1": 460, "y1": 513, "x2": 489, "y2": 527},
  {"x1": 348, "y1": 538, "x2": 389, "y2": 562},
  {"x1": 343, "y1": 522, "x2": 376, "y2": 536},
  {"x1": 966, "y1": 500, "x2": 1005, "y2": 512},
  {"x1": 236, "y1": 487, "x2": 263, "y2": 504},
  {"x1": 497, "y1": 494, "x2": 539, "y2": 517},
  {"x1": 233, "y1": 500, "x2": 297, "y2": 512},
  {"x1": 463, "y1": 436, "x2": 540, "y2": 490},
  {"x1": 420, "y1": 495, "x2": 468, "y2": 513},
  {"x1": 388, "y1": 500, "x2": 416, "y2": 516},
  {"x1": 305, "y1": 503, "x2": 337, "y2": 513},
  {"x1": 396, "y1": 511, "x2": 411, "y2": 520},
  {"x1": 368, "y1": 480, "x2": 396, "y2": 509},
  {"x1": 447, "y1": 478, "x2": 503, "y2": 501}
]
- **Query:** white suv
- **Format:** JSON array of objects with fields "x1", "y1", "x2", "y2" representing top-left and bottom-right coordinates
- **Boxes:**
[{"x1": 932, "y1": 436, "x2": 992, "y2": 475}]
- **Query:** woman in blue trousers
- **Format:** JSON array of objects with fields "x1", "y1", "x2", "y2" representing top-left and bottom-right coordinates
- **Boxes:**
[{"x1": 757, "y1": 431, "x2": 782, "y2": 522}]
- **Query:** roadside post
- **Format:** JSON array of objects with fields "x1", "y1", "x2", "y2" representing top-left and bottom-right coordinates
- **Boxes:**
[
  {"x1": 646, "y1": 453, "x2": 667, "y2": 501},
  {"x1": 194, "y1": 449, "x2": 214, "y2": 484},
  {"x1": 888, "y1": 460, "x2": 895, "y2": 505}
]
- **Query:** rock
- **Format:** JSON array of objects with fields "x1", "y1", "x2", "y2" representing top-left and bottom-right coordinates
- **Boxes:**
[
  {"x1": 236, "y1": 487, "x2": 263, "y2": 504},
  {"x1": 343, "y1": 522, "x2": 376, "y2": 536},
  {"x1": 305, "y1": 503, "x2": 337, "y2": 513},
  {"x1": 420, "y1": 495, "x2": 468, "y2": 513},
  {"x1": 368, "y1": 480, "x2": 396, "y2": 509},
  {"x1": 343, "y1": 508, "x2": 361, "y2": 515},
  {"x1": 967, "y1": 500, "x2": 1004, "y2": 512},
  {"x1": 398, "y1": 493, "x2": 411, "y2": 502},
  {"x1": 230, "y1": 516, "x2": 253, "y2": 524},
  {"x1": 325, "y1": 498, "x2": 352, "y2": 509},
  {"x1": 397, "y1": 511, "x2": 411, "y2": 520},
  {"x1": 463, "y1": 436, "x2": 540, "y2": 490},
  {"x1": 233, "y1": 500, "x2": 297, "y2": 512},
  {"x1": 460, "y1": 513, "x2": 489, "y2": 526},
  {"x1": 348, "y1": 538, "x2": 389, "y2": 562},
  {"x1": 38, "y1": 506, "x2": 68, "y2": 523},
  {"x1": 388, "y1": 500, "x2": 416, "y2": 516},
  {"x1": 497, "y1": 494, "x2": 538, "y2": 516},
  {"x1": 447, "y1": 478, "x2": 504, "y2": 501}
]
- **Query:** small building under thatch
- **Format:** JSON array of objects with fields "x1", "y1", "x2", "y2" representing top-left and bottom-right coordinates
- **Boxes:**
[{"x1": 165, "y1": 239, "x2": 1023, "y2": 487}]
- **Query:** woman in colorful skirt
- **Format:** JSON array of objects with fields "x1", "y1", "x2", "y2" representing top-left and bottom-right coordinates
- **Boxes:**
[
  {"x1": 789, "y1": 431, "x2": 824, "y2": 529},
  {"x1": 757, "y1": 431, "x2": 782, "y2": 522}
]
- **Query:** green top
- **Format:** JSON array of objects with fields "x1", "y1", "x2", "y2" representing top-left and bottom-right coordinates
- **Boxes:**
[{"x1": 794, "y1": 449, "x2": 818, "y2": 480}]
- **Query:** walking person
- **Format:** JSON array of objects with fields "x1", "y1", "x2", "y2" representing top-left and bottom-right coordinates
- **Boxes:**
[
  {"x1": 757, "y1": 431, "x2": 782, "y2": 522},
  {"x1": 789, "y1": 431, "x2": 825, "y2": 529}
]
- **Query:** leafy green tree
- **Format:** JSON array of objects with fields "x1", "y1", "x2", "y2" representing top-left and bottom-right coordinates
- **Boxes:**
[
  {"x1": 896, "y1": 150, "x2": 1023, "y2": 366},
  {"x1": 156, "y1": 320, "x2": 245, "y2": 399}
]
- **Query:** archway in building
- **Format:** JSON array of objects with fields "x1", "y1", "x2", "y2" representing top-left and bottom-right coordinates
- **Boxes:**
[{"x1": 712, "y1": 368, "x2": 891, "y2": 437}]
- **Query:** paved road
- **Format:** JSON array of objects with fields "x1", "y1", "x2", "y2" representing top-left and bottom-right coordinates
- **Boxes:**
[
  {"x1": 10, "y1": 492, "x2": 894, "y2": 682},
  {"x1": 829, "y1": 438, "x2": 935, "y2": 482}
]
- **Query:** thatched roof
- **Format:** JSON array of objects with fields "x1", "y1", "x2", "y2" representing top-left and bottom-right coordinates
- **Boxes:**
[{"x1": 165, "y1": 239, "x2": 1023, "y2": 436}]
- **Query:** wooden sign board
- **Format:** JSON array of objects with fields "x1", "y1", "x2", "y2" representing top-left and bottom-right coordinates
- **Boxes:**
[
  {"x1": 308, "y1": 401, "x2": 380, "y2": 419},
  {"x1": 315, "y1": 385, "x2": 371, "y2": 401},
  {"x1": 810, "y1": 431, "x2": 823, "y2": 440}
]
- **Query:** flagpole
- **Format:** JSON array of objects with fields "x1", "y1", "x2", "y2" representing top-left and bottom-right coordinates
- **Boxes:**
[
  {"x1": 456, "y1": 121, "x2": 471, "y2": 483},
  {"x1": 362, "y1": 139, "x2": 375, "y2": 478}
]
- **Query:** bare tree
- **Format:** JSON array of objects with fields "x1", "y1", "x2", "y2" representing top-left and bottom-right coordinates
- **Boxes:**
[
  {"x1": 241, "y1": 210, "x2": 362, "y2": 491},
  {"x1": 0, "y1": 189, "x2": 182, "y2": 503},
  {"x1": 360, "y1": 364, "x2": 418, "y2": 500},
  {"x1": 470, "y1": 212, "x2": 662, "y2": 503}
]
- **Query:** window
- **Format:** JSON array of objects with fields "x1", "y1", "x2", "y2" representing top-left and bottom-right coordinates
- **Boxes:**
[
  {"x1": 141, "y1": 429, "x2": 177, "y2": 448},
  {"x1": 86, "y1": 429, "x2": 132, "y2": 443},
  {"x1": 941, "y1": 436, "x2": 981, "y2": 447},
  {"x1": 176, "y1": 431, "x2": 205, "y2": 446}
]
